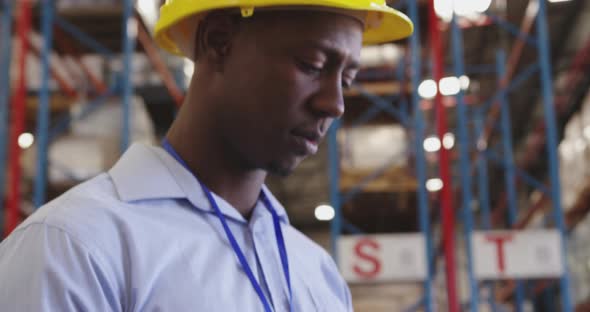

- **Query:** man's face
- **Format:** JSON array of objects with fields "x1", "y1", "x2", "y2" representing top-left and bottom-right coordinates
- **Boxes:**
[{"x1": 207, "y1": 10, "x2": 363, "y2": 176}]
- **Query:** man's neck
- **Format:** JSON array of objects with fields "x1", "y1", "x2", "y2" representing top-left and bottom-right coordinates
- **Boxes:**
[{"x1": 165, "y1": 119, "x2": 267, "y2": 220}]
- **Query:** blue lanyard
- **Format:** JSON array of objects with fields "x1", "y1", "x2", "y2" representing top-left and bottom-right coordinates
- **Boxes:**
[{"x1": 161, "y1": 140, "x2": 292, "y2": 312}]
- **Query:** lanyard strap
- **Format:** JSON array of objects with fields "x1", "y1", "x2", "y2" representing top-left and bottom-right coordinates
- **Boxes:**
[{"x1": 161, "y1": 140, "x2": 292, "y2": 312}]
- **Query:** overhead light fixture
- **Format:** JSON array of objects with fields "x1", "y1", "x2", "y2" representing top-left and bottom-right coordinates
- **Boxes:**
[
  {"x1": 18, "y1": 132, "x2": 34, "y2": 149},
  {"x1": 136, "y1": 0, "x2": 159, "y2": 27},
  {"x1": 426, "y1": 178, "x2": 444, "y2": 192},
  {"x1": 314, "y1": 204, "x2": 335, "y2": 221},
  {"x1": 459, "y1": 75, "x2": 470, "y2": 90},
  {"x1": 443, "y1": 133, "x2": 455, "y2": 149},
  {"x1": 418, "y1": 79, "x2": 438, "y2": 99},
  {"x1": 548, "y1": 0, "x2": 573, "y2": 3},
  {"x1": 424, "y1": 136, "x2": 442, "y2": 153},
  {"x1": 434, "y1": 0, "x2": 492, "y2": 21},
  {"x1": 439, "y1": 76, "x2": 461, "y2": 96}
]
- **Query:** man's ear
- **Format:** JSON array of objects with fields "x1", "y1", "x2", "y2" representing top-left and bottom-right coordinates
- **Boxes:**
[{"x1": 195, "y1": 12, "x2": 239, "y2": 71}]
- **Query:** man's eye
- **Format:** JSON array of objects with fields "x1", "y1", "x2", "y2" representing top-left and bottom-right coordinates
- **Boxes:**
[{"x1": 297, "y1": 61, "x2": 323, "y2": 75}]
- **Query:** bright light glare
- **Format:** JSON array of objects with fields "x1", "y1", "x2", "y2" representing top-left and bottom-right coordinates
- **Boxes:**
[
  {"x1": 183, "y1": 59, "x2": 194, "y2": 82},
  {"x1": 315, "y1": 205, "x2": 335, "y2": 221},
  {"x1": 424, "y1": 136, "x2": 442, "y2": 153},
  {"x1": 473, "y1": 0, "x2": 492, "y2": 12},
  {"x1": 443, "y1": 133, "x2": 455, "y2": 149},
  {"x1": 136, "y1": 0, "x2": 159, "y2": 27},
  {"x1": 418, "y1": 79, "x2": 438, "y2": 99},
  {"x1": 434, "y1": 0, "x2": 454, "y2": 21},
  {"x1": 548, "y1": 0, "x2": 573, "y2": 3},
  {"x1": 460, "y1": 75, "x2": 470, "y2": 90},
  {"x1": 439, "y1": 76, "x2": 461, "y2": 96},
  {"x1": 434, "y1": 0, "x2": 492, "y2": 21},
  {"x1": 426, "y1": 178, "x2": 444, "y2": 192},
  {"x1": 18, "y1": 132, "x2": 34, "y2": 149}
]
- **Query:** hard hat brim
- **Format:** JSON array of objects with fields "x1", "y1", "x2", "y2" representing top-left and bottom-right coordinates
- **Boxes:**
[{"x1": 154, "y1": 2, "x2": 414, "y2": 58}]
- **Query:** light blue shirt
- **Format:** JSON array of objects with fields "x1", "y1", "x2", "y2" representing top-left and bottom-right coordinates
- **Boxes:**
[{"x1": 0, "y1": 143, "x2": 352, "y2": 311}]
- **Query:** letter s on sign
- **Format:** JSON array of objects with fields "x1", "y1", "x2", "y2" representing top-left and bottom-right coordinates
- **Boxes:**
[{"x1": 353, "y1": 238, "x2": 381, "y2": 279}]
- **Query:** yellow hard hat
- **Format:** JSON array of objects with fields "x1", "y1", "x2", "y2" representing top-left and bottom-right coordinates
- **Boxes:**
[{"x1": 154, "y1": 0, "x2": 414, "y2": 59}]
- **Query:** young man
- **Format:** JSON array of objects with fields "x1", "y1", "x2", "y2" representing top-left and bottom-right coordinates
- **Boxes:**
[{"x1": 0, "y1": 1, "x2": 412, "y2": 311}]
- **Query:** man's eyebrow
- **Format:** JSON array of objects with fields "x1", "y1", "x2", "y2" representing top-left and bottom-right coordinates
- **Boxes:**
[{"x1": 302, "y1": 40, "x2": 361, "y2": 70}]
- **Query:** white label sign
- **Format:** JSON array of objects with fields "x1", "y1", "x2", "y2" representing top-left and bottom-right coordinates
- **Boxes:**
[
  {"x1": 338, "y1": 234, "x2": 427, "y2": 283},
  {"x1": 472, "y1": 230, "x2": 564, "y2": 279}
]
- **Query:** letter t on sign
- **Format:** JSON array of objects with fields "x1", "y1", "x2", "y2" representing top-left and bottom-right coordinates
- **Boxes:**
[{"x1": 485, "y1": 234, "x2": 514, "y2": 274}]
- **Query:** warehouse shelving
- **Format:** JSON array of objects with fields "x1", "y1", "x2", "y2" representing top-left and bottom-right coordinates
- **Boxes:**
[
  {"x1": 0, "y1": 0, "x2": 183, "y2": 236},
  {"x1": 327, "y1": 1, "x2": 588, "y2": 311}
]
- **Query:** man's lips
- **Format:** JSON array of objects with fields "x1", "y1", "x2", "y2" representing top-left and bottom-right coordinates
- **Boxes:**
[
  {"x1": 290, "y1": 128, "x2": 322, "y2": 155},
  {"x1": 291, "y1": 128, "x2": 321, "y2": 144}
]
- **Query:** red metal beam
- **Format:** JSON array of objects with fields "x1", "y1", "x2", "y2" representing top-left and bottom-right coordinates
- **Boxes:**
[
  {"x1": 53, "y1": 27, "x2": 108, "y2": 94},
  {"x1": 5, "y1": 0, "x2": 32, "y2": 237},
  {"x1": 26, "y1": 36, "x2": 78, "y2": 98},
  {"x1": 429, "y1": 1, "x2": 459, "y2": 311}
]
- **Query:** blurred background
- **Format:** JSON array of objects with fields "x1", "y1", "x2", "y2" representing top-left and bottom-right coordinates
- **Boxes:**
[{"x1": 1, "y1": 0, "x2": 589, "y2": 311}]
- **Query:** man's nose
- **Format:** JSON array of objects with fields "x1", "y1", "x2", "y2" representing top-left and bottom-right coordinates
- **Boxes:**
[{"x1": 309, "y1": 75, "x2": 346, "y2": 119}]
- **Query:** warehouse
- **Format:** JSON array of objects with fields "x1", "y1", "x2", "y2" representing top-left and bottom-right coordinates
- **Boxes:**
[{"x1": 0, "y1": 0, "x2": 589, "y2": 311}]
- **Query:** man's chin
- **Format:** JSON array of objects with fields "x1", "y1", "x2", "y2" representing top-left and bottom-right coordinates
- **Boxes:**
[{"x1": 266, "y1": 158, "x2": 303, "y2": 177}]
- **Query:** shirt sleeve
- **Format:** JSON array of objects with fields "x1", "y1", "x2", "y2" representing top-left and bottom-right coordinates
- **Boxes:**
[{"x1": 0, "y1": 223, "x2": 123, "y2": 312}]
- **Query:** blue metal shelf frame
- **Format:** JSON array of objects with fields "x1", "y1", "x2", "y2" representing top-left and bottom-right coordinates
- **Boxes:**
[
  {"x1": 329, "y1": 1, "x2": 435, "y2": 311},
  {"x1": 409, "y1": 1, "x2": 435, "y2": 309},
  {"x1": 0, "y1": 0, "x2": 14, "y2": 234},
  {"x1": 497, "y1": 49, "x2": 525, "y2": 312},
  {"x1": 450, "y1": 13, "x2": 478, "y2": 312},
  {"x1": 32, "y1": 2, "x2": 137, "y2": 208},
  {"x1": 34, "y1": 0, "x2": 55, "y2": 208},
  {"x1": 450, "y1": 1, "x2": 573, "y2": 311},
  {"x1": 536, "y1": 0, "x2": 572, "y2": 310},
  {"x1": 121, "y1": 0, "x2": 136, "y2": 153}
]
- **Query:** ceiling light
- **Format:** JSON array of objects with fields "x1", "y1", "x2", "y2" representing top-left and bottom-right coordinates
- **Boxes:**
[
  {"x1": 136, "y1": 0, "x2": 159, "y2": 27},
  {"x1": 418, "y1": 79, "x2": 438, "y2": 99},
  {"x1": 443, "y1": 133, "x2": 455, "y2": 149},
  {"x1": 439, "y1": 76, "x2": 461, "y2": 96},
  {"x1": 18, "y1": 132, "x2": 34, "y2": 149},
  {"x1": 434, "y1": 0, "x2": 492, "y2": 21},
  {"x1": 315, "y1": 205, "x2": 335, "y2": 221},
  {"x1": 424, "y1": 136, "x2": 442, "y2": 153},
  {"x1": 426, "y1": 178, "x2": 444, "y2": 192},
  {"x1": 459, "y1": 75, "x2": 470, "y2": 90},
  {"x1": 548, "y1": 0, "x2": 573, "y2": 3}
]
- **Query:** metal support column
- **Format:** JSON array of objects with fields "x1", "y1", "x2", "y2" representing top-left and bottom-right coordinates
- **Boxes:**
[
  {"x1": 408, "y1": 1, "x2": 434, "y2": 310},
  {"x1": 497, "y1": 50, "x2": 525, "y2": 312},
  {"x1": 429, "y1": 1, "x2": 458, "y2": 310},
  {"x1": 121, "y1": 0, "x2": 136, "y2": 153},
  {"x1": 0, "y1": 0, "x2": 14, "y2": 234},
  {"x1": 450, "y1": 13, "x2": 478, "y2": 312},
  {"x1": 5, "y1": 0, "x2": 32, "y2": 236},
  {"x1": 474, "y1": 112, "x2": 497, "y2": 312},
  {"x1": 535, "y1": 1, "x2": 572, "y2": 310},
  {"x1": 34, "y1": 0, "x2": 55, "y2": 208},
  {"x1": 329, "y1": 119, "x2": 342, "y2": 262}
]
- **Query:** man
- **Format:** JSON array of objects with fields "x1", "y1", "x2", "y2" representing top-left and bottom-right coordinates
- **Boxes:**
[{"x1": 0, "y1": 1, "x2": 412, "y2": 311}]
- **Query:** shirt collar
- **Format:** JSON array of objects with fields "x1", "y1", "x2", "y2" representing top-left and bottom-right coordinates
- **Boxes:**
[{"x1": 108, "y1": 143, "x2": 289, "y2": 224}]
